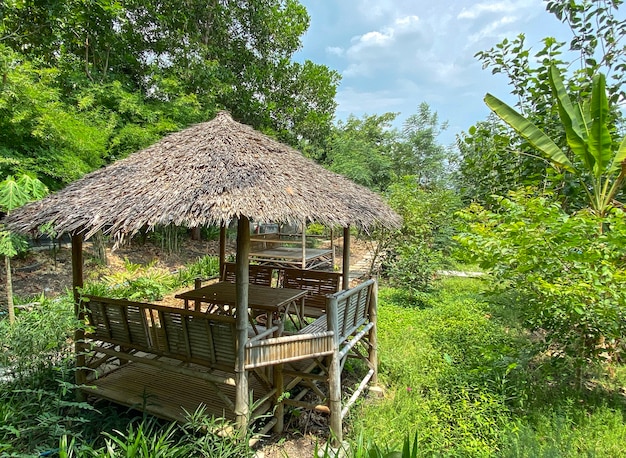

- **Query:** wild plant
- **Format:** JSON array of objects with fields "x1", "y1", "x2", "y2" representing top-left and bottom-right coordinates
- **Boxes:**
[{"x1": 176, "y1": 255, "x2": 220, "y2": 286}]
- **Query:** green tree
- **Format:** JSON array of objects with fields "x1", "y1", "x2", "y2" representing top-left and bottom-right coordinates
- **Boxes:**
[
  {"x1": 376, "y1": 177, "x2": 461, "y2": 297},
  {"x1": 456, "y1": 115, "x2": 547, "y2": 206},
  {"x1": 326, "y1": 113, "x2": 399, "y2": 191},
  {"x1": 0, "y1": 174, "x2": 48, "y2": 324},
  {"x1": 395, "y1": 103, "x2": 455, "y2": 188},
  {"x1": 457, "y1": 191, "x2": 626, "y2": 374},
  {"x1": 463, "y1": 0, "x2": 626, "y2": 204},
  {"x1": 0, "y1": 45, "x2": 111, "y2": 187}
]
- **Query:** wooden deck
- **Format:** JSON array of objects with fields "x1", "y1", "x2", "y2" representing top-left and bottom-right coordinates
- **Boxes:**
[
  {"x1": 249, "y1": 247, "x2": 333, "y2": 269},
  {"x1": 83, "y1": 363, "x2": 273, "y2": 423},
  {"x1": 79, "y1": 280, "x2": 378, "y2": 442}
]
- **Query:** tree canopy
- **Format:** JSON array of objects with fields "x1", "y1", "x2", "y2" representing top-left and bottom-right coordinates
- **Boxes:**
[{"x1": 0, "y1": 0, "x2": 339, "y2": 188}]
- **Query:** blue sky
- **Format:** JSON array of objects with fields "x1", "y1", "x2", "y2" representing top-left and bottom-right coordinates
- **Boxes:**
[{"x1": 293, "y1": 0, "x2": 582, "y2": 145}]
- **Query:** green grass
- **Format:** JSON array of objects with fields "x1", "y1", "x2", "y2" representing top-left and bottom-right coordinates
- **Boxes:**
[
  {"x1": 348, "y1": 276, "x2": 626, "y2": 457},
  {"x1": 3, "y1": 271, "x2": 626, "y2": 457}
]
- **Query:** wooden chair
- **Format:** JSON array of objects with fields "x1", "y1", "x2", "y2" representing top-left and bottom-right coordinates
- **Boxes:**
[
  {"x1": 281, "y1": 268, "x2": 341, "y2": 318},
  {"x1": 245, "y1": 279, "x2": 378, "y2": 441},
  {"x1": 221, "y1": 262, "x2": 276, "y2": 286}
]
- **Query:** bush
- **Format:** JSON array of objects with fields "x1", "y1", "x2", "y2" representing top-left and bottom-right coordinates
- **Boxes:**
[
  {"x1": 377, "y1": 177, "x2": 461, "y2": 295},
  {"x1": 456, "y1": 190, "x2": 626, "y2": 371}
]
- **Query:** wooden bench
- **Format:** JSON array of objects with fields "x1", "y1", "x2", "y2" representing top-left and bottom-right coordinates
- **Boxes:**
[{"x1": 80, "y1": 295, "x2": 280, "y2": 424}]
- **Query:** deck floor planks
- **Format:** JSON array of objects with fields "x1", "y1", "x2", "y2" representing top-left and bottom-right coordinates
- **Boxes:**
[{"x1": 83, "y1": 363, "x2": 271, "y2": 423}]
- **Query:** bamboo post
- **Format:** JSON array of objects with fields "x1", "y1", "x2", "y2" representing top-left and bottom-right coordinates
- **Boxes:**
[
  {"x1": 368, "y1": 280, "x2": 379, "y2": 385},
  {"x1": 342, "y1": 226, "x2": 350, "y2": 290},
  {"x1": 191, "y1": 226, "x2": 201, "y2": 241},
  {"x1": 71, "y1": 234, "x2": 86, "y2": 396},
  {"x1": 330, "y1": 227, "x2": 336, "y2": 270},
  {"x1": 235, "y1": 217, "x2": 250, "y2": 433},
  {"x1": 301, "y1": 222, "x2": 306, "y2": 269},
  {"x1": 194, "y1": 277, "x2": 202, "y2": 312},
  {"x1": 219, "y1": 224, "x2": 226, "y2": 278},
  {"x1": 273, "y1": 362, "x2": 285, "y2": 432},
  {"x1": 327, "y1": 294, "x2": 343, "y2": 445},
  {"x1": 5, "y1": 256, "x2": 14, "y2": 325}
]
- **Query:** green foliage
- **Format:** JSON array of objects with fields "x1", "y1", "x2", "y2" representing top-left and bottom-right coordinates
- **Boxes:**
[
  {"x1": 84, "y1": 255, "x2": 221, "y2": 301},
  {"x1": 0, "y1": 174, "x2": 48, "y2": 259},
  {"x1": 201, "y1": 225, "x2": 221, "y2": 242},
  {"x1": 85, "y1": 259, "x2": 174, "y2": 301},
  {"x1": 378, "y1": 178, "x2": 461, "y2": 296},
  {"x1": 0, "y1": 45, "x2": 111, "y2": 186},
  {"x1": 326, "y1": 113, "x2": 398, "y2": 191},
  {"x1": 316, "y1": 432, "x2": 420, "y2": 457},
  {"x1": 397, "y1": 102, "x2": 456, "y2": 188},
  {"x1": 456, "y1": 190, "x2": 626, "y2": 367},
  {"x1": 325, "y1": 104, "x2": 454, "y2": 192},
  {"x1": 1, "y1": 0, "x2": 340, "y2": 192},
  {"x1": 4, "y1": 265, "x2": 626, "y2": 456},
  {"x1": 485, "y1": 66, "x2": 626, "y2": 216},
  {"x1": 56, "y1": 412, "x2": 255, "y2": 457},
  {"x1": 351, "y1": 279, "x2": 521, "y2": 455},
  {"x1": 176, "y1": 256, "x2": 221, "y2": 286},
  {"x1": 465, "y1": 1, "x2": 626, "y2": 205},
  {"x1": 0, "y1": 294, "x2": 97, "y2": 455},
  {"x1": 0, "y1": 174, "x2": 48, "y2": 212},
  {"x1": 457, "y1": 115, "x2": 544, "y2": 206},
  {"x1": 0, "y1": 293, "x2": 76, "y2": 378},
  {"x1": 352, "y1": 277, "x2": 626, "y2": 456}
]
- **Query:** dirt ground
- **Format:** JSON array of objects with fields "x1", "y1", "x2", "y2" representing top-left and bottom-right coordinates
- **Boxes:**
[{"x1": 1, "y1": 235, "x2": 375, "y2": 457}]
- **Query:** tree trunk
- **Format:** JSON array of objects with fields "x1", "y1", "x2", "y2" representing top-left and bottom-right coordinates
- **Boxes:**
[{"x1": 92, "y1": 230, "x2": 108, "y2": 265}]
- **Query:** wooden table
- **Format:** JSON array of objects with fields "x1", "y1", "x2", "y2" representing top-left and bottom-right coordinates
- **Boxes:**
[{"x1": 175, "y1": 282, "x2": 308, "y2": 330}]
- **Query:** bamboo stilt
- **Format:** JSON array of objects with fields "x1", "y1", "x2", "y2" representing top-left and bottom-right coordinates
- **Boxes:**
[
  {"x1": 5, "y1": 256, "x2": 14, "y2": 325},
  {"x1": 72, "y1": 234, "x2": 86, "y2": 396},
  {"x1": 327, "y1": 294, "x2": 343, "y2": 445},
  {"x1": 273, "y1": 362, "x2": 284, "y2": 433},
  {"x1": 368, "y1": 279, "x2": 379, "y2": 385},
  {"x1": 342, "y1": 226, "x2": 350, "y2": 290},
  {"x1": 301, "y1": 222, "x2": 306, "y2": 269},
  {"x1": 219, "y1": 224, "x2": 226, "y2": 277},
  {"x1": 235, "y1": 217, "x2": 250, "y2": 433},
  {"x1": 330, "y1": 227, "x2": 336, "y2": 270}
]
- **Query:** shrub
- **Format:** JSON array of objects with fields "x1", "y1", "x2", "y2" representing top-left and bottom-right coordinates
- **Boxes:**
[
  {"x1": 376, "y1": 177, "x2": 461, "y2": 296},
  {"x1": 177, "y1": 255, "x2": 221, "y2": 286},
  {"x1": 456, "y1": 190, "x2": 626, "y2": 371}
]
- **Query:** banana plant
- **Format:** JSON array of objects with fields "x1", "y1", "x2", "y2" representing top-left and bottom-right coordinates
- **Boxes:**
[{"x1": 485, "y1": 65, "x2": 626, "y2": 217}]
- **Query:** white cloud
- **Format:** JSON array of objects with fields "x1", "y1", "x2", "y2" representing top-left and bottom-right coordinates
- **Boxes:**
[
  {"x1": 295, "y1": 0, "x2": 566, "y2": 143},
  {"x1": 342, "y1": 14, "x2": 430, "y2": 78},
  {"x1": 335, "y1": 86, "x2": 406, "y2": 116},
  {"x1": 467, "y1": 15, "x2": 518, "y2": 44},
  {"x1": 458, "y1": 0, "x2": 538, "y2": 20},
  {"x1": 326, "y1": 46, "x2": 344, "y2": 56}
]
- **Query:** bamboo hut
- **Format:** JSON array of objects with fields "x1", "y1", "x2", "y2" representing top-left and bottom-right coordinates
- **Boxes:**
[{"x1": 4, "y1": 111, "x2": 401, "y2": 440}]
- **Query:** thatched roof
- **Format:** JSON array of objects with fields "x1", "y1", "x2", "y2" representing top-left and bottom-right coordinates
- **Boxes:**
[{"x1": 6, "y1": 111, "x2": 401, "y2": 243}]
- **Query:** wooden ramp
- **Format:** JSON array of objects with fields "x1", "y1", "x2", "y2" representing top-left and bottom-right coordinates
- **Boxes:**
[{"x1": 84, "y1": 363, "x2": 273, "y2": 423}]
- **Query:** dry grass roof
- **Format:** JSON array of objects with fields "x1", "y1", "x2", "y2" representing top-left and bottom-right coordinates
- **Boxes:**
[{"x1": 6, "y1": 111, "x2": 401, "y2": 243}]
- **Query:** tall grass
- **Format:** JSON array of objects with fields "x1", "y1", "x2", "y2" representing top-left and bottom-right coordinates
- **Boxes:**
[{"x1": 348, "y1": 276, "x2": 626, "y2": 457}]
